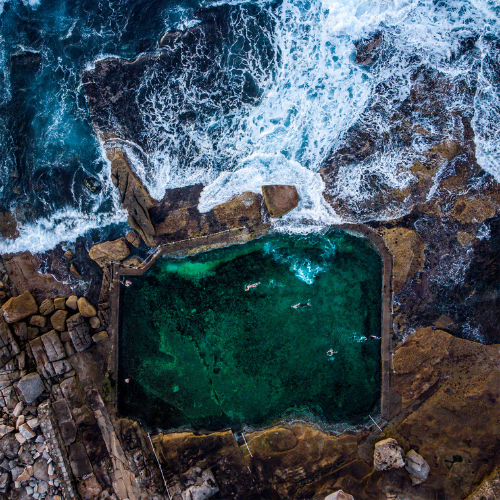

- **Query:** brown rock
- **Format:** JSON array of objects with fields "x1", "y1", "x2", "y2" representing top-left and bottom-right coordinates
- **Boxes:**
[
  {"x1": 12, "y1": 322, "x2": 27, "y2": 341},
  {"x1": 125, "y1": 230, "x2": 141, "y2": 248},
  {"x1": 63, "y1": 250, "x2": 74, "y2": 260},
  {"x1": 40, "y1": 330, "x2": 65, "y2": 362},
  {"x1": 457, "y1": 231, "x2": 475, "y2": 247},
  {"x1": 77, "y1": 297, "x2": 97, "y2": 318},
  {"x1": 66, "y1": 295, "x2": 78, "y2": 310},
  {"x1": 50, "y1": 309, "x2": 68, "y2": 331},
  {"x1": 69, "y1": 263, "x2": 82, "y2": 280},
  {"x1": 373, "y1": 438, "x2": 405, "y2": 471},
  {"x1": 52, "y1": 297, "x2": 65, "y2": 311},
  {"x1": 88, "y1": 238, "x2": 130, "y2": 267},
  {"x1": 261, "y1": 185, "x2": 300, "y2": 218},
  {"x1": 213, "y1": 191, "x2": 267, "y2": 229},
  {"x1": 33, "y1": 457, "x2": 49, "y2": 481},
  {"x1": 0, "y1": 211, "x2": 19, "y2": 240},
  {"x1": 60, "y1": 331, "x2": 71, "y2": 342},
  {"x1": 66, "y1": 313, "x2": 92, "y2": 352},
  {"x1": 27, "y1": 326, "x2": 39, "y2": 341},
  {"x1": 39, "y1": 298, "x2": 55, "y2": 316},
  {"x1": 122, "y1": 257, "x2": 142, "y2": 269},
  {"x1": 110, "y1": 149, "x2": 157, "y2": 246},
  {"x1": 29, "y1": 315, "x2": 46, "y2": 328},
  {"x1": 89, "y1": 316, "x2": 100, "y2": 329},
  {"x1": 92, "y1": 331, "x2": 108, "y2": 343},
  {"x1": 68, "y1": 442, "x2": 92, "y2": 478},
  {"x1": 355, "y1": 32, "x2": 383, "y2": 65},
  {"x1": 1, "y1": 291, "x2": 38, "y2": 323},
  {"x1": 29, "y1": 337, "x2": 55, "y2": 378}
]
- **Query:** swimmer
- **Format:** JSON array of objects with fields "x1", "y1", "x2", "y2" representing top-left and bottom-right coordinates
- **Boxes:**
[
  {"x1": 124, "y1": 280, "x2": 132, "y2": 287},
  {"x1": 291, "y1": 302, "x2": 310, "y2": 309},
  {"x1": 124, "y1": 378, "x2": 130, "y2": 384},
  {"x1": 370, "y1": 335, "x2": 381, "y2": 340},
  {"x1": 245, "y1": 282, "x2": 260, "y2": 291},
  {"x1": 326, "y1": 350, "x2": 338, "y2": 357}
]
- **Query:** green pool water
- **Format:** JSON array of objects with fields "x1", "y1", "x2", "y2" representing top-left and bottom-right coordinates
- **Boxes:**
[{"x1": 118, "y1": 231, "x2": 382, "y2": 431}]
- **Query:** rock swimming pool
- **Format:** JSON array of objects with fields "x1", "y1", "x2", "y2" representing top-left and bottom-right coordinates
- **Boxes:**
[{"x1": 118, "y1": 231, "x2": 382, "y2": 431}]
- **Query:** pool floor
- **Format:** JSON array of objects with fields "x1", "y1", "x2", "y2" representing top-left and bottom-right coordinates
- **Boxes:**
[{"x1": 118, "y1": 232, "x2": 382, "y2": 431}]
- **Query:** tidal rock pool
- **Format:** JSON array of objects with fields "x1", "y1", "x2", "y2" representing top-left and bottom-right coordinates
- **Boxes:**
[{"x1": 118, "y1": 231, "x2": 382, "y2": 431}]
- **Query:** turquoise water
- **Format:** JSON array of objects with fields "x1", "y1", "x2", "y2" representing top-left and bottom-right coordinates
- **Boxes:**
[{"x1": 119, "y1": 231, "x2": 382, "y2": 431}]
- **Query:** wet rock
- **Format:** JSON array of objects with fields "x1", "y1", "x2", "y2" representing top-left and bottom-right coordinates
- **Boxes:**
[
  {"x1": 82, "y1": 176, "x2": 101, "y2": 194},
  {"x1": 18, "y1": 373, "x2": 44, "y2": 403},
  {"x1": 0, "y1": 433, "x2": 20, "y2": 459},
  {"x1": 50, "y1": 310, "x2": 68, "y2": 332},
  {"x1": 374, "y1": 438, "x2": 405, "y2": 471},
  {"x1": 40, "y1": 330, "x2": 65, "y2": 362},
  {"x1": 29, "y1": 315, "x2": 46, "y2": 328},
  {"x1": 261, "y1": 184, "x2": 300, "y2": 218},
  {"x1": 66, "y1": 295, "x2": 78, "y2": 310},
  {"x1": 39, "y1": 299, "x2": 55, "y2": 317},
  {"x1": 125, "y1": 230, "x2": 141, "y2": 248},
  {"x1": 89, "y1": 238, "x2": 130, "y2": 267},
  {"x1": 66, "y1": 313, "x2": 92, "y2": 352},
  {"x1": 1, "y1": 291, "x2": 38, "y2": 323},
  {"x1": 69, "y1": 263, "x2": 82, "y2": 280},
  {"x1": 109, "y1": 150, "x2": 157, "y2": 246},
  {"x1": 0, "y1": 211, "x2": 19, "y2": 240},
  {"x1": 354, "y1": 31, "x2": 383, "y2": 65},
  {"x1": 68, "y1": 442, "x2": 92, "y2": 478},
  {"x1": 213, "y1": 191, "x2": 268, "y2": 230},
  {"x1": 77, "y1": 297, "x2": 97, "y2": 318},
  {"x1": 63, "y1": 250, "x2": 74, "y2": 261},
  {"x1": 405, "y1": 449, "x2": 430, "y2": 485}
]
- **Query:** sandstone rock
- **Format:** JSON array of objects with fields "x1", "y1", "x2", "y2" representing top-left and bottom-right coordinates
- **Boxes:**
[
  {"x1": 0, "y1": 471, "x2": 9, "y2": 494},
  {"x1": 1, "y1": 291, "x2": 38, "y2": 323},
  {"x1": 405, "y1": 449, "x2": 430, "y2": 485},
  {"x1": 68, "y1": 442, "x2": 92, "y2": 478},
  {"x1": 77, "y1": 297, "x2": 97, "y2": 318},
  {"x1": 261, "y1": 184, "x2": 300, "y2": 218},
  {"x1": 12, "y1": 322, "x2": 27, "y2": 341},
  {"x1": 89, "y1": 316, "x2": 100, "y2": 330},
  {"x1": 92, "y1": 331, "x2": 108, "y2": 343},
  {"x1": 13, "y1": 401, "x2": 23, "y2": 417},
  {"x1": 374, "y1": 438, "x2": 405, "y2": 471},
  {"x1": 63, "y1": 250, "x2": 74, "y2": 261},
  {"x1": 32, "y1": 457, "x2": 49, "y2": 481},
  {"x1": 66, "y1": 313, "x2": 92, "y2": 352},
  {"x1": 39, "y1": 299, "x2": 55, "y2": 316},
  {"x1": 60, "y1": 331, "x2": 71, "y2": 342},
  {"x1": 125, "y1": 231, "x2": 141, "y2": 248},
  {"x1": 18, "y1": 373, "x2": 44, "y2": 403},
  {"x1": 27, "y1": 326, "x2": 39, "y2": 341},
  {"x1": 29, "y1": 315, "x2": 46, "y2": 328},
  {"x1": 0, "y1": 432, "x2": 20, "y2": 459},
  {"x1": 54, "y1": 298, "x2": 66, "y2": 310},
  {"x1": 19, "y1": 423, "x2": 36, "y2": 440},
  {"x1": 66, "y1": 295, "x2": 78, "y2": 310},
  {"x1": 213, "y1": 191, "x2": 267, "y2": 229},
  {"x1": 29, "y1": 337, "x2": 55, "y2": 379},
  {"x1": 109, "y1": 150, "x2": 157, "y2": 246},
  {"x1": 40, "y1": 330, "x2": 65, "y2": 362},
  {"x1": 324, "y1": 491, "x2": 354, "y2": 500},
  {"x1": 0, "y1": 425, "x2": 14, "y2": 438},
  {"x1": 0, "y1": 318, "x2": 20, "y2": 368},
  {"x1": 69, "y1": 263, "x2": 82, "y2": 280},
  {"x1": 89, "y1": 237, "x2": 130, "y2": 267},
  {"x1": 50, "y1": 310, "x2": 68, "y2": 332},
  {"x1": 122, "y1": 257, "x2": 142, "y2": 269}
]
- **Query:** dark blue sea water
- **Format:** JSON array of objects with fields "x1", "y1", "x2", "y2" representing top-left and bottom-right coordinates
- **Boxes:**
[{"x1": 0, "y1": 0, "x2": 499, "y2": 253}]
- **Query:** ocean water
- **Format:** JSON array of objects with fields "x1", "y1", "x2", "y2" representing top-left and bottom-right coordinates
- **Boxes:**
[
  {"x1": 0, "y1": 0, "x2": 499, "y2": 252},
  {"x1": 119, "y1": 232, "x2": 382, "y2": 431}
]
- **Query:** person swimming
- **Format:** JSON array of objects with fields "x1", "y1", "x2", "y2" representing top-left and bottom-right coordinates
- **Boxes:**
[
  {"x1": 245, "y1": 282, "x2": 260, "y2": 291},
  {"x1": 326, "y1": 349, "x2": 338, "y2": 357},
  {"x1": 291, "y1": 302, "x2": 310, "y2": 309}
]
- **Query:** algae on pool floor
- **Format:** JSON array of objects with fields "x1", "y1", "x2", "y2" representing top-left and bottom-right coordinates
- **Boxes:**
[{"x1": 118, "y1": 232, "x2": 382, "y2": 431}]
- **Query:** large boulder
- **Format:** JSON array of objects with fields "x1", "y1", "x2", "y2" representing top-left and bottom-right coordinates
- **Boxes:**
[
  {"x1": 66, "y1": 313, "x2": 92, "y2": 352},
  {"x1": 213, "y1": 191, "x2": 267, "y2": 229},
  {"x1": 18, "y1": 372, "x2": 44, "y2": 403},
  {"x1": 89, "y1": 238, "x2": 130, "y2": 267},
  {"x1": 261, "y1": 184, "x2": 300, "y2": 218},
  {"x1": 405, "y1": 449, "x2": 430, "y2": 485},
  {"x1": 77, "y1": 297, "x2": 97, "y2": 318},
  {"x1": 1, "y1": 291, "x2": 38, "y2": 323},
  {"x1": 373, "y1": 438, "x2": 406, "y2": 471},
  {"x1": 51, "y1": 309, "x2": 68, "y2": 331}
]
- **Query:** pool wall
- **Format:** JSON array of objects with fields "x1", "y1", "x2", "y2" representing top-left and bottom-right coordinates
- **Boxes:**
[{"x1": 107, "y1": 223, "x2": 395, "y2": 424}]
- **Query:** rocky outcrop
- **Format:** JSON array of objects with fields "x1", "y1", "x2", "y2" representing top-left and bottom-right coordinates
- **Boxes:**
[
  {"x1": 0, "y1": 212, "x2": 19, "y2": 240},
  {"x1": 88, "y1": 237, "x2": 130, "y2": 267},
  {"x1": 261, "y1": 184, "x2": 300, "y2": 218},
  {"x1": 373, "y1": 438, "x2": 406, "y2": 471},
  {"x1": 109, "y1": 149, "x2": 157, "y2": 245},
  {"x1": 1, "y1": 291, "x2": 38, "y2": 323}
]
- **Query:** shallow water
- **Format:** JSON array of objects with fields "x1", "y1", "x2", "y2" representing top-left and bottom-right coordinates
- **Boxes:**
[
  {"x1": 119, "y1": 231, "x2": 381, "y2": 431},
  {"x1": 0, "y1": 0, "x2": 499, "y2": 252}
]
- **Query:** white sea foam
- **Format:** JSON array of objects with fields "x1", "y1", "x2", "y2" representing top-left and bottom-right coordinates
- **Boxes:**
[{"x1": 0, "y1": 207, "x2": 127, "y2": 255}]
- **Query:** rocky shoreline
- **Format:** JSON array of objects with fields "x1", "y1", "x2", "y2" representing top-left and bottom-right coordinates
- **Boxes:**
[{"x1": 0, "y1": 19, "x2": 499, "y2": 500}]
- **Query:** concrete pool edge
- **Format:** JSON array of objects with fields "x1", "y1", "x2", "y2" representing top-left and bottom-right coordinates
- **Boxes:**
[{"x1": 107, "y1": 223, "x2": 394, "y2": 428}]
